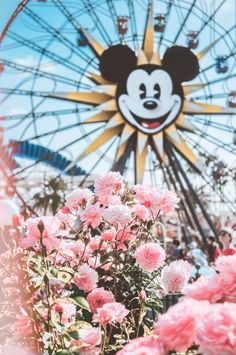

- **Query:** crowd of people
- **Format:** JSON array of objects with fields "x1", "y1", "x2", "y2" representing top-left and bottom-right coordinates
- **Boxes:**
[{"x1": 167, "y1": 226, "x2": 236, "y2": 279}]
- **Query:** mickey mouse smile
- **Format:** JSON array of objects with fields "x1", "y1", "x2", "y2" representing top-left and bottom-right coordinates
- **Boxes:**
[{"x1": 129, "y1": 108, "x2": 171, "y2": 130}]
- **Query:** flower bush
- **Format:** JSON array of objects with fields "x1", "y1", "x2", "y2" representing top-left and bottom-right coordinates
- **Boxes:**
[
  {"x1": 1, "y1": 172, "x2": 235, "y2": 354},
  {"x1": 0, "y1": 172, "x2": 184, "y2": 354}
]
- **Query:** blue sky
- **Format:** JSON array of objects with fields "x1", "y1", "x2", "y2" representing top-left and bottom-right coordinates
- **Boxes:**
[{"x1": 0, "y1": 0, "x2": 20, "y2": 34}]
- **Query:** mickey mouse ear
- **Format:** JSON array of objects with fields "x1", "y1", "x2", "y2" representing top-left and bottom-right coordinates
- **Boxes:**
[
  {"x1": 99, "y1": 44, "x2": 137, "y2": 83},
  {"x1": 162, "y1": 45, "x2": 199, "y2": 82}
]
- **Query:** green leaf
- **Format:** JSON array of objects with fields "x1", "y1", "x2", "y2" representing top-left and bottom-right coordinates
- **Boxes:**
[
  {"x1": 72, "y1": 297, "x2": 90, "y2": 311},
  {"x1": 55, "y1": 350, "x2": 72, "y2": 355},
  {"x1": 57, "y1": 271, "x2": 72, "y2": 283}
]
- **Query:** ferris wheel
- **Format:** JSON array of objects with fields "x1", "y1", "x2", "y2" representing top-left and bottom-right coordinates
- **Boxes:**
[{"x1": 0, "y1": 0, "x2": 236, "y2": 242}]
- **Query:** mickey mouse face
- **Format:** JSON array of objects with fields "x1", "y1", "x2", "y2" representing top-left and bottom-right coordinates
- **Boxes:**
[
  {"x1": 117, "y1": 65, "x2": 182, "y2": 134},
  {"x1": 99, "y1": 44, "x2": 199, "y2": 135}
]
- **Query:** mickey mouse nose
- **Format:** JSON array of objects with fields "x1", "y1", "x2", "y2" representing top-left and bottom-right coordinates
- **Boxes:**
[{"x1": 143, "y1": 100, "x2": 158, "y2": 110}]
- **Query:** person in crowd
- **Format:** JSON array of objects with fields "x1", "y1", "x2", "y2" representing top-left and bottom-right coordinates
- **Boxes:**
[
  {"x1": 186, "y1": 241, "x2": 208, "y2": 267},
  {"x1": 214, "y1": 227, "x2": 236, "y2": 258},
  {"x1": 207, "y1": 236, "x2": 219, "y2": 263},
  {"x1": 170, "y1": 239, "x2": 184, "y2": 261}
]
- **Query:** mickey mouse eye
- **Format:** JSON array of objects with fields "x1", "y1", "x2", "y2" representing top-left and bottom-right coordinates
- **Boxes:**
[
  {"x1": 139, "y1": 83, "x2": 146, "y2": 99},
  {"x1": 154, "y1": 83, "x2": 160, "y2": 99}
]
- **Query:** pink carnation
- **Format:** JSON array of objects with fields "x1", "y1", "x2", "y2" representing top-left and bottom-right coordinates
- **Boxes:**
[
  {"x1": 80, "y1": 204, "x2": 104, "y2": 228},
  {"x1": 93, "y1": 302, "x2": 129, "y2": 325},
  {"x1": 12, "y1": 314, "x2": 33, "y2": 339},
  {"x1": 135, "y1": 242, "x2": 165, "y2": 271},
  {"x1": 87, "y1": 287, "x2": 115, "y2": 313},
  {"x1": 215, "y1": 254, "x2": 236, "y2": 275},
  {"x1": 161, "y1": 260, "x2": 191, "y2": 292},
  {"x1": 196, "y1": 303, "x2": 236, "y2": 355},
  {"x1": 117, "y1": 336, "x2": 165, "y2": 355},
  {"x1": 65, "y1": 188, "x2": 93, "y2": 208},
  {"x1": 133, "y1": 204, "x2": 149, "y2": 221},
  {"x1": 155, "y1": 298, "x2": 209, "y2": 352},
  {"x1": 19, "y1": 216, "x2": 61, "y2": 251},
  {"x1": 74, "y1": 265, "x2": 98, "y2": 292},
  {"x1": 103, "y1": 205, "x2": 132, "y2": 225}
]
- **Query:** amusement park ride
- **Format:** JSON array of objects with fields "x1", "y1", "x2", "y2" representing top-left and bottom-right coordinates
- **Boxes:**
[{"x1": 0, "y1": 0, "x2": 235, "y2": 243}]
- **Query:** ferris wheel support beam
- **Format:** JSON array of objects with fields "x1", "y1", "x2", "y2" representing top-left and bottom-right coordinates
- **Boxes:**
[
  {"x1": 158, "y1": 0, "x2": 174, "y2": 48},
  {"x1": 166, "y1": 156, "x2": 208, "y2": 247},
  {"x1": 170, "y1": 146, "x2": 218, "y2": 241},
  {"x1": 161, "y1": 162, "x2": 195, "y2": 242}
]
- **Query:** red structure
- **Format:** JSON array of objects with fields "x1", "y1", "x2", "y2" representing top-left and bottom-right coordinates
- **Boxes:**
[
  {"x1": 154, "y1": 14, "x2": 166, "y2": 32},
  {"x1": 117, "y1": 16, "x2": 128, "y2": 36},
  {"x1": 187, "y1": 31, "x2": 199, "y2": 49}
]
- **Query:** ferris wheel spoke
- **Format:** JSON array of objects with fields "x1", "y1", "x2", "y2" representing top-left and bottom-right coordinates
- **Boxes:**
[
  {"x1": 11, "y1": 124, "x2": 105, "y2": 178},
  {"x1": 183, "y1": 100, "x2": 236, "y2": 115},
  {"x1": 7, "y1": 30, "x2": 92, "y2": 81},
  {"x1": 190, "y1": 92, "x2": 229, "y2": 101},
  {"x1": 105, "y1": 0, "x2": 122, "y2": 43},
  {"x1": 81, "y1": 0, "x2": 112, "y2": 45},
  {"x1": 1, "y1": 108, "x2": 90, "y2": 122},
  {"x1": 0, "y1": 58, "x2": 83, "y2": 88},
  {"x1": 173, "y1": 0, "x2": 197, "y2": 44},
  {"x1": 158, "y1": 0, "x2": 174, "y2": 48},
  {"x1": 192, "y1": 116, "x2": 235, "y2": 133},
  {"x1": 127, "y1": 0, "x2": 139, "y2": 50},
  {"x1": 23, "y1": 6, "x2": 98, "y2": 70}
]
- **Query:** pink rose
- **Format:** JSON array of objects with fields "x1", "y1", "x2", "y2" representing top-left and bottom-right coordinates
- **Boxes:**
[
  {"x1": 93, "y1": 302, "x2": 129, "y2": 325},
  {"x1": 12, "y1": 314, "x2": 33, "y2": 339},
  {"x1": 95, "y1": 172, "x2": 123, "y2": 197},
  {"x1": 133, "y1": 204, "x2": 149, "y2": 221},
  {"x1": 196, "y1": 303, "x2": 236, "y2": 355},
  {"x1": 183, "y1": 274, "x2": 226, "y2": 303},
  {"x1": 74, "y1": 265, "x2": 98, "y2": 292},
  {"x1": 53, "y1": 300, "x2": 76, "y2": 324},
  {"x1": 103, "y1": 205, "x2": 132, "y2": 225},
  {"x1": 161, "y1": 260, "x2": 191, "y2": 292},
  {"x1": 71, "y1": 327, "x2": 101, "y2": 347},
  {"x1": 135, "y1": 242, "x2": 165, "y2": 271},
  {"x1": 87, "y1": 287, "x2": 115, "y2": 313},
  {"x1": 65, "y1": 188, "x2": 93, "y2": 208},
  {"x1": 76, "y1": 346, "x2": 100, "y2": 355},
  {"x1": 215, "y1": 254, "x2": 236, "y2": 275},
  {"x1": 117, "y1": 336, "x2": 165, "y2": 355},
  {"x1": 19, "y1": 216, "x2": 61, "y2": 251},
  {"x1": 155, "y1": 298, "x2": 209, "y2": 352},
  {"x1": 101, "y1": 229, "x2": 116, "y2": 242},
  {"x1": 80, "y1": 204, "x2": 104, "y2": 228}
]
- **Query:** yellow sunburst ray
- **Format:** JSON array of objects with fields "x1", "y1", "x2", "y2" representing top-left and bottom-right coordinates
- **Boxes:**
[
  {"x1": 93, "y1": 85, "x2": 117, "y2": 97},
  {"x1": 83, "y1": 111, "x2": 113, "y2": 123},
  {"x1": 151, "y1": 131, "x2": 168, "y2": 164},
  {"x1": 165, "y1": 125, "x2": 204, "y2": 171},
  {"x1": 150, "y1": 52, "x2": 161, "y2": 65},
  {"x1": 79, "y1": 27, "x2": 105, "y2": 57},
  {"x1": 88, "y1": 72, "x2": 111, "y2": 85},
  {"x1": 48, "y1": 92, "x2": 113, "y2": 105},
  {"x1": 96, "y1": 98, "x2": 117, "y2": 111},
  {"x1": 137, "y1": 131, "x2": 149, "y2": 155},
  {"x1": 175, "y1": 113, "x2": 196, "y2": 132},
  {"x1": 182, "y1": 83, "x2": 206, "y2": 96},
  {"x1": 115, "y1": 124, "x2": 136, "y2": 161},
  {"x1": 142, "y1": 3, "x2": 154, "y2": 61},
  {"x1": 137, "y1": 49, "x2": 148, "y2": 65},
  {"x1": 197, "y1": 38, "x2": 221, "y2": 61},
  {"x1": 135, "y1": 139, "x2": 148, "y2": 184},
  {"x1": 65, "y1": 113, "x2": 124, "y2": 172},
  {"x1": 183, "y1": 100, "x2": 236, "y2": 115}
]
